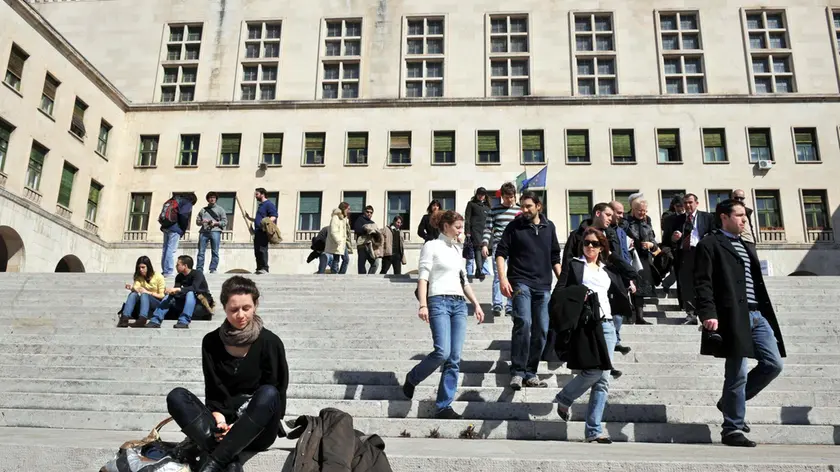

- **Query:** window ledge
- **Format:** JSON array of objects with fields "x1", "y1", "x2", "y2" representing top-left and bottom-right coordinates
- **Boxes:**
[
  {"x1": 658, "y1": 161, "x2": 684, "y2": 165},
  {"x1": 216, "y1": 164, "x2": 241, "y2": 168},
  {"x1": 344, "y1": 163, "x2": 368, "y2": 167},
  {"x1": 795, "y1": 160, "x2": 822, "y2": 164},
  {"x1": 386, "y1": 163, "x2": 412, "y2": 167},
  {"x1": 134, "y1": 165, "x2": 158, "y2": 169},
  {"x1": 703, "y1": 161, "x2": 730, "y2": 165},
  {"x1": 566, "y1": 161, "x2": 593, "y2": 165},
  {"x1": 95, "y1": 150, "x2": 108, "y2": 161},
  {"x1": 611, "y1": 160, "x2": 637, "y2": 165},
  {"x1": 431, "y1": 162, "x2": 456, "y2": 166},
  {"x1": 750, "y1": 160, "x2": 775, "y2": 165},
  {"x1": 521, "y1": 161, "x2": 547, "y2": 166},
  {"x1": 68, "y1": 130, "x2": 85, "y2": 143},
  {"x1": 175, "y1": 165, "x2": 199, "y2": 169},
  {"x1": 37, "y1": 107, "x2": 56, "y2": 122},
  {"x1": 1, "y1": 81, "x2": 23, "y2": 98},
  {"x1": 301, "y1": 163, "x2": 326, "y2": 167},
  {"x1": 262, "y1": 164, "x2": 283, "y2": 168},
  {"x1": 475, "y1": 162, "x2": 502, "y2": 166}
]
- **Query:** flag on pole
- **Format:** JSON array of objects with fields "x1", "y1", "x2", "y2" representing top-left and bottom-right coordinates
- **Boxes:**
[
  {"x1": 522, "y1": 166, "x2": 547, "y2": 190},
  {"x1": 515, "y1": 172, "x2": 527, "y2": 192}
]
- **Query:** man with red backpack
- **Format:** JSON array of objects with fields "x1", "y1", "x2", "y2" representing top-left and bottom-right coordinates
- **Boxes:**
[{"x1": 159, "y1": 193, "x2": 197, "y2": 277}]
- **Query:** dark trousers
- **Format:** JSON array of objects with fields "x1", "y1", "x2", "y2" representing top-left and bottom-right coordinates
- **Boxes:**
[
  {"x1": 166, "y1": 385, "x2": 283, "y2": 453},
  {"x1": 380, "y1": 255, "x2": 403, "y2": 275},
  {"x1": 470, "y1": 231, "x2": 484, "y2": 277},
  {"x1": 253, "y1": 230, "x2": 270, "y2": 272},
  {"x1": 676, "y1": 247, "x2": 697, "y2": 312},
  {"x1": 357, "y1": 245, "x2": 375, "y2": 274}
]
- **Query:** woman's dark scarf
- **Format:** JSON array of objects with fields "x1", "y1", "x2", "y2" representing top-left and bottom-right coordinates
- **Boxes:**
[{"x1": 219, "y1": 314, "x2": 264, "y2": 347}]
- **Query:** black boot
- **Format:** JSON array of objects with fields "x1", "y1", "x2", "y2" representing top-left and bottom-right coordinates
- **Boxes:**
[
  {"x1": 180, "y1": 411, "x2": 218, "y2": 454},
  {"x1": 634, "y1": 305, "x2": 651, "y2": 325},
  {"x1": 200, "y1": 413, "x2": 264, "y2": 472}
]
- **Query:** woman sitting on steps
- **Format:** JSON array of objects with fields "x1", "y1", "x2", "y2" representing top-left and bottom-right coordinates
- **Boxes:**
[
  {"x1": 117, "y1": 256, "x2": 165, "y2": 328},
  {"x1": 166, "y1": 276, "x2": 289, "y2": 472}
]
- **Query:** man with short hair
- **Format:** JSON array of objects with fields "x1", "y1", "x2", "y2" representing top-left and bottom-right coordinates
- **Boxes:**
[
  {"x1": 246, "y1": 188, "x2": 277, "y2": 274},
  {"x1": 496, "y1": 192, "x2": 562, "y2": 390},
  {"x1": 353, "y1": 205, "x2": 378, "y2": 274},
  {"x1": 160, "y1": 193, "x2": 197, "y2": 277},
  {"x1": 695, "y1": 199, "x2": 785, "y2": 447},
  {"x1": 481, "y1": 182, "x2": 520, "y2": 317},
  {"x1": 670, "y1": 193, "x2": 715, "y2": 324},
  {"x1": 731, "y1": 189, "x2": 756, "y2": 244},
  {"x1": 195, "y1": 191, "x2": 227, "y2": 274},
  {"x1": 135, "y1": 255, "x2": 209, "y2": 329},
  {"x1": 608, "y1": 200, "x2": 636, "y2": 357}
]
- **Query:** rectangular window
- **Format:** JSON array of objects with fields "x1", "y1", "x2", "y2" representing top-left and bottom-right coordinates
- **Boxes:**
[
  {"x1": 219, "y1": 134, "x2": 241, "y2": 166},
  {"x1": 0, "y1": 120, "x2": 13, "y2": 173},
  {"x1": 433, "y1": 131, "x2": 455, "y2": 164},
  {"x1": 215, "y1": 192, "x2": 236, "y2": 231},
  {"x1": 97, "y1": 121, "x2": 111, "y2": 156},
  {"x1": 566, "y1": 130, "x2": 590, "y2": 163},
  {"x1": 70, "y1": 98, "x2": 88, "y2": 138},
  {"x1": 488, "y1": 15, "x2": 530, "y2": 96},
  {"x1": 321, "y1": 19, "x2": 362, "y2": 99},
  {"x1": 389, "y1": 131, "x2": 412, "y2": 165},
  {"x1": 574, "y1": 13, "x2": 617, "y2": 95},
  {"x1": 659, "y1": 12, "x2": 705, "y2": 94},
  {"x1": 477, "y1": 130, "x2": 500, "y2": 164},
  {"x1": 793, "y1": 128, "x2": 819, "y2": 162},
  {"x1": 521, "y1": 130, "x2": 545, "y2": 164},
  {"x1": 304, "y1": 132, "x2": 326, "y2": 165},
  {"x1": 661, "y1": 189, "x2": 686, "y2": 214},
  {"x1": 745, "y1": 11, "x2": 795, "y2": 94},
  {"x1": 405, "y1": 17, "x2": 445, "y2": 97},
  {"x1": 702, "y1": 129, "x2": 727, "y2": 163},
  {"x1": 138, "y1": 135, "x2": 159, "y2": 167},
  {"x1": 40, "y1": 74, "x2": 60, "y2": 115},
  {"x1": 802, "y1": 190, "x2": 830, "y2": 230},
  {"x1": 613, "y1": 190, "x2": 639, "y2": 211},
  {"x1": 57, "y1": 161, "x2": 77, "y2": 208},
  {"x1": 611, "y1": 129, "x2": 635, "y2": 163},
  {"x1": 4, "y1": 44, "x2": 27, "y2": 91},
  {"x1": 568, "y1": 191, "x2": 593, "y2": 231},
  {"x1": 431, "y1": 190, "x2": 456, "y2": 211},
  {"x1": 707, "y1": 189, "x2": 731, "y2": 211},
  {"x1": 179, "y1": 134, "x2": 200, "y2": 167},
  {"x1": 657, "y1": 129, "x2": 681, "y2": 163},
  {"x1": 161, "y1": 24, "x2": 202, "y2": 102},
  {"x1": 755, "y1": 190, "x2": 783, "y2": 229},
  {"x1": 262, "y1": 133, "x2": 283, "y2": 166},
  {"x1": 128, "y1": 193, "x2": 152, "y2": 231},
  {"x1": 387, "y1": 191, "x2": 412, "y2": 229},
  {"x1": 26, "y1": 142, "x2": 47, "y2": 191},
  {"x1": 748, "y1": 128, "x2": 773, "y2": 163},
  {"x1": 343, "y1": 191, "x2": 367, "y2": 228},
  {"x1": 86, "y1": 181, "x2": 102, "y2": 222},
  {"x1": 346, "y1": 132, "x2": 368, "y2": 165},
  {"x1": 298, "y1": 192, "x2": 322, "y2": 231},
  {"x1": 239, "y1": 22, "x2": 280, "y2": 102}
]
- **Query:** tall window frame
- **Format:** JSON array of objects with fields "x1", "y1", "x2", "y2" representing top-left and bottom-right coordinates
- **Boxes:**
[
  {"x1": 566, "y1": 129, "x2": 590, "y2": 164},
  {"x1": 754, "y1": 189, "x2": 784, "y2": 230},
  {"x1": 26, "y1": 142, "x2": 48, "y2": 191},
  {"x1": 303, "y1": 132, "x2": 326, "y2": 166},
  {"x1": 346, "y1": 132, "x2": 368, "y2": 165},
  {"x1": 387, "y1": 191, "x2": 412, "y2": 229},
  {"x1": 747, "y1": 128, "x2": 773, "y2": 163},
  {"x1": 138, "y1": 135, "x2": 159, "y2": 168},
  {"x1": 403, "y1": 17, "x2": 445, "y2": 98},
  {"x1": 262, "y1": 133, "x2": 283, "y2": 166},
  {"x1": 656, "y1": 11, "x2": 706, "y2": 94},
  {"x1": 4, "y1": 44, "x2": 28, "y2": 92},
  {"x1": 657, "y1": 129, "x2": 682, "y2": 163},
  {"x1": 319, "y1": 18, "x2": 362, "y2": 99},
  {"x1": 57, "y1": 161, "x2": 78, "y2": 209},
  {"x1": 432, "y1": 131, "x2": 455, "y2": 165},
  {"x1": 97, "y1": 121, "x2": 111, "y2": 157},
  {"x1": 792, "y1": 128, "x2": 820, "y2": 163},
  {"x1": 571, "y1": 12, "x2": 618, "y2": 96},
  {"x1": 86, "y1": 181, "x2": 103, "y2": 223},
  {"x1": 487, "y1": 14, "x2": 531, "y2": 97},
  {"x1": 159, "y1": 23, "x2": 202, "y2": 102},
  {"x1": 568, "y1": 191, "x2": 593, "y2": 232},
  {"x1": 127, "y1": 192, "x2": 153, "y2": 232},
  {"x1": 298, "y1": 191, "x2": 323, "y2": 231},
  {"x1": 801, "y1": 189, "x2": 831, "y2": 231},
  {"x1": 743, "y1": 10, "x2": 796, "y2": 94},
  {"x1": 477, "y1": 130, "x2": 500, "y2": 164},
  {"x1": 701, "y1": 128, "x2": 728, "y2": 163},
  {"x1": 521, "y1": 130, "x2": 545, "y2": 164},
  {"x1": 611, "y1": 129, "x2": 636, "y2": 163},
  {"x1": 0, "y1": 120, "x2": 13, "y2": 173},
  {"x1": 239, "y1": 21, "x2": 281, "y2": 101},
  {"x1": 179, "y1": 134, "x2": 201, "y2": 167},
  {"x1": 219, "y1": 134, "x2": 242, "y2": 166},
  {"x1": 40, "y1": 73, "x2": 60, "y2": 116},
  {"x1": 388, "y1": 131, "x2": 412, "y2": 166}
]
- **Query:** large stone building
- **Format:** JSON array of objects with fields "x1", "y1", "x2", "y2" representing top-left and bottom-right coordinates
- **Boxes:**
[{"x1": 1, "y1": 0, "x2": 839, "y2": 274}]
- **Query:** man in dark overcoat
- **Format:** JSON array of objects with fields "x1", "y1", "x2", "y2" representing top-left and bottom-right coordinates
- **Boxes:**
[{"x1": 694, "y1": 199, "x2": 785, "y2": 448}]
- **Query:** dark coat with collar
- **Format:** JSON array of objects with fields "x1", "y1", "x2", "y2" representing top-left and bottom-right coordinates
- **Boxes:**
[
  {"x1": 670, "y1": 210, "x2": 715, "y2": 255},
  {"x1": 694, "y1": 231, "x2": 786, "y2": 359}
]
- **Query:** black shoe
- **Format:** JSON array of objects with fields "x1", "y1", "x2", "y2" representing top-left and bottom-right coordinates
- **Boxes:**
[
  {"x1": 174, "y1": 322, "x2": 190, "y2": 329},
  {"x1": 131, "y1": 317, "x2": 148, "y2": 328},
  {"x1": 117, "y1": 316, "x2": 131, "y2": 328},
  {"x1": 557, "y1": 406, "x2": 570, "y2": 422},
  {"x1": 478, "y1": 274, "x2": 486, "y2": 282},
  {"x1": 722, "y1": 432, "x2": 756, "y2": 447},
  {"x1": 635, "y1": 317, "x2": 651, "y2": 325},
  {"x1": 435, "y1": 407, "x2": 463, "y2": 420},
  {"x1": 492, "y1": 308, "x2": 502, "y2": 317},
  {"x1": 402, "y1": 375, "x2": 415, "y2": 400},
  {"x1": 610, "y1": 369, "x2": 623, "y2": 379},
  {"x1": 615, "y1": 345, "x2": 631, "y2": 355},
  {"x1": 716, "y1": 400, "x2": 750, "y2": 433},
  {"x1": 587, "y1": 436, "x2": 613, "y2": 444},
  {"x1": 145, "y1": 322, "x2": 161, "y2": 329}
]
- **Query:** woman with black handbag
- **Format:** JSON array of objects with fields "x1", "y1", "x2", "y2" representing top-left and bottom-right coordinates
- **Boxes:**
[{"x1": 554, "y1": 227, "x2": 633, "y2": 444}]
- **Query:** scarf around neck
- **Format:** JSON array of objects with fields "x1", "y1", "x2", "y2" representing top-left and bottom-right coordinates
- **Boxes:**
[{"x1": 219, "y1": 314, "x2": 264, "y2": 347}]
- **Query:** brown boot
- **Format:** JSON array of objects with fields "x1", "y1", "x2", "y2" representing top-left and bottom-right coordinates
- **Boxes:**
[
  {"x1": 131, "y1": 316, "x2": 148, "y2": 328},
  {"x1": 116, "y1": 316, "x2": 131, "y2": 328}
]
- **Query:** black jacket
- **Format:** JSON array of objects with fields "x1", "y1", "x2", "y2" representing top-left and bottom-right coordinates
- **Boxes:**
[
  {"x1": 416, "y1": 214, "x2": 439, "y2": 242},
  {"x1": 288, "y1": 408, "x2": 393, "y2": 472},
  {"x1": 670, "y1": 211, "x2": 715, "y2": 254},
  {"x1": 353, "y1": 215, "x2": 375, "y2": 238},
  {"x1": 559, "y1": 219, "x2": 637, "y2": 286},
  {"x1": 494, "y1": 214, "x2": 561, "y2": 291},
  {"x1": 694, "y1": 231, "x2": 786, "y2": 359},
  {"x1": 464, "y1": 198, "x2": 490, "y2": 237}
]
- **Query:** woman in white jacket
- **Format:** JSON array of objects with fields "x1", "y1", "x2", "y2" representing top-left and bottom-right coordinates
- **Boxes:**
[{"x1": 324, "y1": 202, "x2": 350, "y2": 274}]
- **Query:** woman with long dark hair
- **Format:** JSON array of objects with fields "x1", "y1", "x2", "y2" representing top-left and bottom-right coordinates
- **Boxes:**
[
  {"x1": 402, "y1": 210, "x2": 484, "y2": 419},
  {"x1": 417, "y1": 199, "x2": 442, "y2": 242},
  {"x1": 117, "y1": 256, "x2": 166, "y2": 328},
  {"x1": 165, "y1": 276, "x2": 288, "y2": 472}
]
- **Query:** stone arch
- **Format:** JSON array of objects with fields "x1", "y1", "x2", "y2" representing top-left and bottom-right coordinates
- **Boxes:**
[
  {"x1": 225, "y1": 269, "x2": 251, "y2": 274},
  {"x1": 55, "y1": 255, "x2": 85, "y2": 273},
  {"x1": 0, "y1": 226, "x2": 25, "y2": 272}
]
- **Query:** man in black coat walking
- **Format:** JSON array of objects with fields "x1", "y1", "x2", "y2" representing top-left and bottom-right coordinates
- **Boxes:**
[
  {"x1": 694, "y1": 199, "x2": 785, "y2": 448},
  {"x1": 669, "y1": 193, "x2": 715, "y2": 324}
]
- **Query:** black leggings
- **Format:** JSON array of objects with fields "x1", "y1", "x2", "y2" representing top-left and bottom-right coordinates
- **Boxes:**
[{"x1": 166, "y1": 385, "x2": 283, "y2": 452}]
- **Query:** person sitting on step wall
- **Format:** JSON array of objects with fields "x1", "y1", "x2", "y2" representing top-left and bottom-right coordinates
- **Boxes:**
[
  {"x1": 133, "y1": 255, "x2": 209, "y2": 329},
  {"x1": 117, "y1": 255, "x2": 166, "y2": 328},
  {"x1": 166, "y1": 276, "x2": 289, "y2": 472},
  {"x1": 402, "y1": 210, "x2": 485, "y2": 420}
]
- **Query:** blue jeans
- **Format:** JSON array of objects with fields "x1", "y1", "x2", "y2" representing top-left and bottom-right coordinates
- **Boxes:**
[
  {"x1": 407, "y1": 295, "x2": 468, "y2": 412},
  {"x1": 329, "y1": 252, "x2": 345, "y2": 274},
  {"x1": 196, "y1": 231, "x2": 221, "y2": 272},
  {"x1": 123, "y1": 292, "x2": 161, "y2": 318},
  {"x1": 339, "y1": 247, "x2": 349, "y2": 274},
  {"x1": 148, "y1": 292, "x2": 197, "y2": 325},
  {"x1": 465, "y1": 257, "x2": 492, "y2": 277},
  {"x1": 613, "y1": 314, "x2": 623, "y2": 346},
  {"x1": 721, "y1": 311, "x2": 784, "y2": 435},
  {"x1": 491, "y1": 248, "x2": 513, "y2": 313},
  {"x1": 318, "y1": 253, "x2": 333, "y2": 274},
  {"x1": 161, "y1": 230, "x2": 181, "y2": 275},
  {"x1": 556, "y1": 321, "x2": 617, "y2": 440},
  {"x1": 510, "y1": 283, "x2": 550, "y2": 379}
]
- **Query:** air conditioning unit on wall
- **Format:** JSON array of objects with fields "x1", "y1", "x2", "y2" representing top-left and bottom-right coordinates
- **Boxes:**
[{"x1": 758, "y1": 160, "x2": 774, "y2": 170}]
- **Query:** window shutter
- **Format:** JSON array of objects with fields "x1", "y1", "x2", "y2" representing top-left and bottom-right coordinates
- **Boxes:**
[
  {"x1": 803, "y1": 194, "x2": 823, "y2": 204},
  {"x1": 58, "y1": 166, "x2": 75, "y2": 207},
  {"x1": 658, "y1": 130, "x2": 677, "y2": 148},
  {"x1": 299, "y1": 194, "x2": 321, "y2": 214},
  {"x1": 344, "y1": 194, "x2": 365, "y2": 211},
  {"x1": 29, "y1": 145, "x2": 46, "y2": 166},
  {"x1": 221, "y1": 135, "x2": 241, "y2": 153},
  {"x1": 347, "y1": 133, "x2": 367, "y2": 149},
  {"x1": 521, "y1": 131, "x2": 543, "y2": 151},
  {"x1": 434, "y1": 133, "x2": 454, "y2": 152},
  {"x1": 703, "y1": 130, "x2": 723, "y2": 148},
  {"x1": 390, "y1": 132, "x2": 411, "y2": 149},
  {"x1": 748, "y1": 131, "x2": 768, "y2": 147},
  {"x1": 477, "y1": 132, "x2": 498, "y2": 152},
  {"x1": 43, "y1": 76, "x2": 58, "y2": 99},
  {"x1": 794, "y1": 131, "x2": 814, "y2": 144},
  {"x1": 7, "y1": 47, "x2": 26, "y2": 77},
  {"x1": 88, "y1": 184, "x2": 101, "y2": 204},
  {"x1": 612, "y1": 132, "x2": 632, "y2": 157},
  {"x1": 71, "y1": 102, "x2": 87, "y2": 136},
  {"x1": 568, "y1": 193, "x2": 591, "y2": 215},
  {"x1": 262, "y1": 134, "x2": 283, "y2": 154},
  {"x1": 567, "y1": 132, "x2": 587, "y2": 157},
  {"x1": 305, "y1": 134, "x2": 325, "y2": 150}
]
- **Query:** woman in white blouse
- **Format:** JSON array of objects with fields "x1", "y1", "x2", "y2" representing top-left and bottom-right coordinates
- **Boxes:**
[
  {"x1": 401, "y1": 210, "x2": 485, "y2": 420},
  {"x1": 555, "y1": 227, "x2": 633, "y2": 443}
]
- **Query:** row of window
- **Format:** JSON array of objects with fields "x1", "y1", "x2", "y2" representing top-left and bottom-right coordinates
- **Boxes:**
[
  {"x1": 141, "y1": 9, "x2": 840, "y2": 102},
  {"x1": 124, "y1": 187, "x2": 833, "y2": 240},
  {"x1": 131, "y1": 126, "x2": 822, "y2": 169}
]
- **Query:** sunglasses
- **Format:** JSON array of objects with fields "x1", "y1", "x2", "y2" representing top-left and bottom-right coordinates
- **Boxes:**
[
  {"x1": 733, "y1": 196, "x2": 745, "y2": 201},
  {"x1": 583, "y1": 240, "x2": 600, "y2": 248}
]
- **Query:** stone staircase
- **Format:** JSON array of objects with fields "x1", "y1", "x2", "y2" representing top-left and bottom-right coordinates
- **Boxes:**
[{"x1": 0, "y1": 273, "x2": 838, "y2": 471}]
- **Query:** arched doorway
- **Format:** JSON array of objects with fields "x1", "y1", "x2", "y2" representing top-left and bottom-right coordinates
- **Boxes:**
[
  {"x1": 0, "y1": 226, "x2": 25, "y2": 272},
  {"x1": 55, "y1": 255, "x2": 85, "y2": 273}
]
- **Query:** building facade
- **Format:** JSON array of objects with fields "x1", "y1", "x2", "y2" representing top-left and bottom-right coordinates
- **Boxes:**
[{"x1": 1, "y1": 0, "x2": 840, "y2": 274}]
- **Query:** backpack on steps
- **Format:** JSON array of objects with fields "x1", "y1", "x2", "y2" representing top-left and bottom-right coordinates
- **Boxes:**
[{"x1": 158, "y1": 198, "x2": 179, "y2": 228}]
